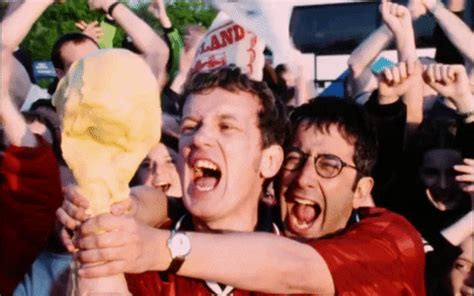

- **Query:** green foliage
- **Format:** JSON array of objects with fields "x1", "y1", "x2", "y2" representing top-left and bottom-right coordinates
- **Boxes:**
[
  {"x1": 20, "y1": 0, "x2": 125, "y2": 61},
  {"x1": 18, "y1": 0, "x2": 216, "y2": 62},
  {"x1": 134, "y1": 0, "x2": 216, "y2": 35}
]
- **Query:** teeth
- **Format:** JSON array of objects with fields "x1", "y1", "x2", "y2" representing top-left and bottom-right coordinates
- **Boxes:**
[
  {"x1": 294, "y1": 198, "x2": 316, "y2": 206},
  {"x1": 196, "y1": 184, "x2": 214, "y2": 192},
  {"x1": 194, "y1": 159, "x2": 218, "y2": 171}
]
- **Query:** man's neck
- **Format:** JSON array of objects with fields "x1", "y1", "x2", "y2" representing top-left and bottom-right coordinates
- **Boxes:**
[{"x1": 192, "y1": 212, "x2": 259, "y2": 233}]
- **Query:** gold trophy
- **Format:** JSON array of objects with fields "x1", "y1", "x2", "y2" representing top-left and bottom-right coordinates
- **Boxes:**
[{"x1": 53, "y1": 49, "x2": 162, "y2": 295}]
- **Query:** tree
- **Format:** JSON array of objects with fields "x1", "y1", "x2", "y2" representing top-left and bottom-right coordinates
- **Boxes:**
[
  {"x1": 16, "y1": 0, "x2": 216, "y2": 61},
  {"x1": 133, "y1": 0, "x2": 216, "y2": 35}
]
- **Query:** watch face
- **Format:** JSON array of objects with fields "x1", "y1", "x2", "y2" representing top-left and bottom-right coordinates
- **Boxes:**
[{"x1": 170, "y1": 232, "x2": 191, "y2": 257}]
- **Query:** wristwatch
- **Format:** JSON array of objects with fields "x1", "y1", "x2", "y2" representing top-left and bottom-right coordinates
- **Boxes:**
[{"x1": 165, "y1": 217, "x2": 191, "y2": 274}]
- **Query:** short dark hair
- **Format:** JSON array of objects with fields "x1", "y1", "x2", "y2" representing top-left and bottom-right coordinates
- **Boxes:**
[
  {"x1": 181, "y1": 66, "x2": 287, "y2": 148},
  {"x1": 288, "y1": 97, "x2": 378, "y2": 177},
  {"x1": 51, "y1": 33, "x2": 99, "y2": 70}
]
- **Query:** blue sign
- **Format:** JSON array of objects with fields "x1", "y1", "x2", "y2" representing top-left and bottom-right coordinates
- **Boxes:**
[{"x1": 33, "y1": 61, "x2": 57, "y2": 80}]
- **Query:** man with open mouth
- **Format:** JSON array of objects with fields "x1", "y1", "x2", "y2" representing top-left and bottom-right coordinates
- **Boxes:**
[
  {"x1": 69, "y1": 95, "x2": 425, "y2": 295},
  {"x1": 69, "y1": 66, "x2": 287, "y2": 295}
]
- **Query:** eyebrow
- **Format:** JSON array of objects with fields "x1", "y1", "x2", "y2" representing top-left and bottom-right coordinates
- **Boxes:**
[{"x1": 457, "y1": 258, "x2": 473, "y2": 264}]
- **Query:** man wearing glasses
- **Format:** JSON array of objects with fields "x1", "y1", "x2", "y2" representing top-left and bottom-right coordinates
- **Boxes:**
[{"x1": 71, "y1": 98, "x2": 425, "y2": 295}]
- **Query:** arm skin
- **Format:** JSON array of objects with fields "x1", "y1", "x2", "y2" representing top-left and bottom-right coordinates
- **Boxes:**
[
  {"x1": 88, "y1": 0, "x2": 169, "y2": 86},
  {"x1": 381, "y1": 1, "x2": 423, "y2": 131},
  {"x1": 1, "y1": 0, "x2": 54, "y2": 51},
  {"x1": 347, "y1": 25, "x2": 393, "y2": 78},
  {"x1": 441, "y1": 211, "x2": 474, "y2": 246},
  {"x1": 426, "y1": 0, "x2": 474, "y2": 63},
  {"x1": 346, "y1": 25, "x2": 393, "y2": 96},
  {"x1": 75, "y1": 214, "x2": 335, "y2": 295},
  {"x1": 148, "y1": 0, "x2": 172, "y2": 29},
  {"x1": 0, "y1": 0, "x2": 53, "y2": 147}
]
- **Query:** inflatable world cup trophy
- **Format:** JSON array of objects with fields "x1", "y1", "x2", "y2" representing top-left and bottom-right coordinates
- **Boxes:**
[{"x1": 53, "y1": 49, "x2": 162, "y2": 295}]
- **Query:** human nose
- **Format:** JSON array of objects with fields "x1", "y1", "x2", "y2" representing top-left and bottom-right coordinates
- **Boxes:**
[
  {"x1": 191, "y1": 124, "x2": 213, "y2": 148},
  {"x1": 295, "y1": 156, "x2": 318, "y2": 189},
  {"x1": 439, "y1": 172, "x2": 449, "y2": 189}
]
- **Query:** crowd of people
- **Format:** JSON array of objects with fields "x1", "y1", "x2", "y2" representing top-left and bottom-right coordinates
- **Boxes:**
[{"x1": 1, "y1": 0, "x2": 473, "y2": 295}]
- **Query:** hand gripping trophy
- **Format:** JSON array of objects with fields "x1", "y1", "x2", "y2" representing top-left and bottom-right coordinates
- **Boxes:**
[{"x1": 53, "y1": 49, "x2": 162, "y2": 295}]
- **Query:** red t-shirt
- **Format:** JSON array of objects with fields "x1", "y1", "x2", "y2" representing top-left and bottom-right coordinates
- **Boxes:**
[
  {"x1": 126, "y1": 207, "x2": 425, "y2": 296},
  {"x1": 126, "y1": 272, "x2": 284, "y2": 296},
  {"x1": 125, "y1": 212, "x2": 285, "y2": 296},
  {"x1": 309, "y1": 207, "x2": 426, "y2": 296},
  {"x1": 0, "y1": 137, "x2": 63, "y2": 295}
]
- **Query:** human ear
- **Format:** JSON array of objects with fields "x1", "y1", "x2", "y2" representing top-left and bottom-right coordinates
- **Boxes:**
[
  {"x1": 353, "y1": 176, "x2": 375, "y2": 209},
  {"x1": 260, "y1": 144, "x2": 284, "y2": 179}
]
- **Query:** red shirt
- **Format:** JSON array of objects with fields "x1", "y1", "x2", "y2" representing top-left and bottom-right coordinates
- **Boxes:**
[
  {"x1": 126, "y1": 207, "x2": 425, "y2": 296},
  {"x1": 309, "y1": 207, "x2": 426, "y2": 296},
  {"x1": 126, "y1": 211, "x2": 285, "y2": 296},
  {"x1": 0, "y1": 137, "x2": 63, "y2": 295},
  {"x1": 126, "y1": 272, "x2": 284, "y2": 296}
]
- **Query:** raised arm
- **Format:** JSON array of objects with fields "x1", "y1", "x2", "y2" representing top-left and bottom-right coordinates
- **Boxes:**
[
  {"x1": 1, "y1": 0, "x2": 55, "y2": 51},
  {"x1": 348, "y1": 25, "x2": 393, "y2": 77},
  {"x1": 1, "y1": 50, "x2": 36, "y2": 147},
  {"x1": 422, "y1": 0, "x2": 473, "y2": 62},
  {"x1": 88, "y1": 0, "x2": 169, "y2": 85},
  {"x1": 381, "y1": 0, "x2": 423, "y2": 131},
  {"x1": 441, "y1": 211, "x2": 473, "y2": 247},
  {"x1": 148, "y1": 0, "x2": 172, "y2": 29}
]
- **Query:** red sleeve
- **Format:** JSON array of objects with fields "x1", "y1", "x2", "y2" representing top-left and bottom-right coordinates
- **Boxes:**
[
  {"x1": 310, "y1": 208, "x2": 426, "y2": 296},
  {"x1": 0, "y1": 137, "x2": 63, "y2": 295}
]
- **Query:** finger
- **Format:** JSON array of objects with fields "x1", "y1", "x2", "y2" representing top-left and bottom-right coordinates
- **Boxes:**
[
  {"x1": 390, "y1": 3, "x2": 397, "y2": 16},
  {"x1": 383, "y1": 67, "x2": 394, "y2": 83},
  {"x1": 441, "y1": 64, "x2": 451, "y2": 83},
  {"x1": 407, "y1": 60, "x2": 415, "y2": 75},
  {"x1": 78, "y1": 214, "x2": 126, "y2": 236},
  {"x1": 110, "y1": 199, "x2": 133, "y2": 215},
  {"x1": 78, "y1": 261, "x2": 127, "y2": 278},
  {"x1": 434, "y1": 64, "x2": 443, "y2": 82},
  {"x1": 64, "y1": 186, "x2": 90, "y2": 208},
  {"x1": 76, "y1": 246, "x2": 127, "y2": 264},
  {"x1": 447, "y1": 65, "x2": 457, "y2": 81},
  {"x1": 456, "y1": 174, "x2": 474, "y2": 183},
  {"x1": 380, "y1": 0, "x2": 387, "y2": 15},
  {"x1": 392, "y1": 66, "x2": 401, "y2": 85},
  {"x1": 395, "y1": 4, "x2": 405, "y2": 17},
  {"x1": 464, "y1": 158, "x2": 474, "y2": 165},
  {"x1": 398, "y1": 62, "x2": 408, "y2": 80},
  {"x1": 426, "y1": 64, "x2": 435, "y2": 83},
  {"x1": 56, "y1": 207, "x2": 80, "y2": 230},
  {"x1": 63, "y1": 199, "x2": 90, "y2": 221},
  {"x1": 60, "y1": 227, "x2": 77, "y2": 253},
  {"x1": 75, "y1": 23, "x2": 85, "y2": 30},
  {"x1": 454, "y1": 164, "x2": 474, "y2": 175},
  {"x1": 76, "y1": 230, "x2": 128, "y2": 250},
  {"x1": 462, "y1": 184, "x2": 474, "y2": 193}
]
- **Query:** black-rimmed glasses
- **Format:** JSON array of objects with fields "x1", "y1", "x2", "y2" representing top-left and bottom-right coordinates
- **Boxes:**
[{"x1": 282, "y1": 147, "x2": 358, "y2": 178}]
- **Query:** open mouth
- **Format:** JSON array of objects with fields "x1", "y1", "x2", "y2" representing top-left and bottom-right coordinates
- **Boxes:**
[
  {"x1": 289, "y1": 197, "x2": 321, "y2": 230},
  {"x1": 157, "y1": 183, "x2": 171, "y2": 194},
  {"x1": 192, "y1": 159, "x2": 222, "y2": 192}
]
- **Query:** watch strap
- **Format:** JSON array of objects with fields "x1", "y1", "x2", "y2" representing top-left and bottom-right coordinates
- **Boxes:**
[
  {"x1": 165, "y1": 256, "x2": 185, "y2": 274},
  {"x1": 107, "y1": 1, "x2": 121, "y2": 17}
]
